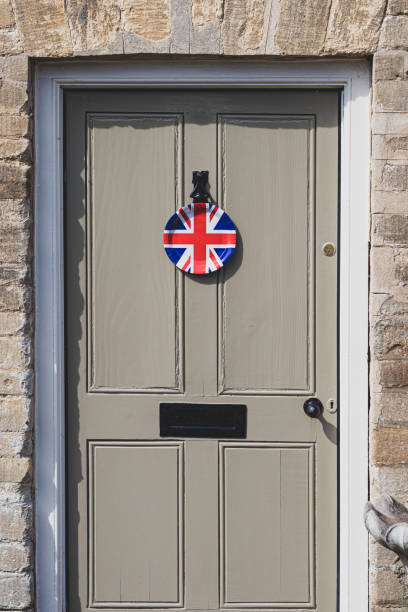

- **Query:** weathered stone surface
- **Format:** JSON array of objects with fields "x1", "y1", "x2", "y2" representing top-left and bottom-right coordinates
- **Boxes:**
[
  {"x1": 0, "y1": 367, "x2": 33, "y2": 395},
  {"x1": 378, "y1": 294, "x2": 408, "y2": 315},
  {"x1": 374, "y1": 52, "x2": 405, "y2": 80},
  {"x1": 0, "y1": 286, "x2": 31, "y2": 312},
  {"x1": 0, "y1": 503, "x2": 32, "y2": 541},
  {"x1": 374, "y1": 215, "x2": 408, "y2": 246},
  {"x1": 0, "y1": 0, "x2": 14, "y2": 29},
  {"x1": 0, "y1": 232, "x2": 29, "y2": 263},
  {"x1": 0, "y1": 458, "x2": 31, "y2": 483},
  {"x1": 0, "y1": 31, "x2": 22, "y2": 55},
  {"x1": 0, "y1": 572, "x2": 32, "y2": 609},
  {"x1": 169, "y1": 0, "x2": 190, "y2": 53},
  {"x1": 274, "y1": 0, "x2": 330, "y2": 55},
  {"x1": 0, "y1": 337, "x2": 30, "y2": 371},
  {"x1": 394, "y1": 249, "x2": 408, "y2": 283},
  {"x1": 192, "y1": 0, "x2": 224, "y2": 27},
  {"x1": 371, "y1": 247, "x2": 397, "y2": 291},
  {"x1": 370, "y1": 538, "x2": 398, "y2": 567},
  {"x1": 371, "y1": 426, "x2": 408, "y2": 464},
  {"x1": 0, "y1": 265, "x2": 29, "y2": 286},
  {"x1": 0, "y1": 543, "x2": 31, "y2": 572},
  {"x1": 0, "y1": 200, "x2": 30, "y2": 230},
  {"x1": 0, "y1": 165, "x2": 28, "y2": 199},
  {"x1": 373, "y1": 161, "x2": 408, "y2": 191},
  {"x1": 374, "y1": 316, "x2": 408, "y2": 359},
  {"x1": 222, "y1": 0, "x2": 267, "y2": 54},
  {"x1": 0, "y1": 116, "x2": 29, "y2": 139},
  {"x1": 0, "y1": 433, "x2": 31, "y2": 458},
  {"x1": 378, "y1": 359, "x2": 408, "y2": 388},
  {"x1": 372, "y1": 190, "x2": 408, "y2": 215},
  {"x1": 0, "y1": 313, "x2": 29, "y2": 336},
  {"x1": 65, "y1": 0, "x2": 122, "y2": 55},
  {"x1": 376, "y1": 81, "x2": 408, "y2": 111},
  {"x1": 380, "y1": 15, "x2": 408, "y2": 49},
  {"x1": 374, "y1": 113, "x2": 408, "y2": 136},
  {"x1": 373, "y1": 134, "x2": 408, "y2": 160},
  {"x1": 370, "y1": 568, "x2": 406, "y2": 604},
  {"x1": 190, "y1": 0, "x2": 223, "y2": 55},
  {"x1": 0, "y1": 139, "x2": 30, "y2": 161},
  {"x1": 3, "y1": 55, "x2": 28, "y2": 82},
  {"x1": 388, "y1": 0, "x2": 408, "y2": 15},
  {"x1": 0, "y1": 82, "x2": 27, "y2": 114},
  {"x1": 324, "y1": 0, "x2": 386, "y2": 55},
  {"x1": 0, "y1": 397, "x2": 31, "y2": 432},
  {"x1": 122, "y1": 0, "x2": 170, "y2": 53},
  {"x1": 13, "y1": 0, "x2": 72, "y2": 56}
]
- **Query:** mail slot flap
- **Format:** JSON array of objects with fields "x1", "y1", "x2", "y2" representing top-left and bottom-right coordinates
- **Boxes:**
[{"x1": 160, "y1": 403, "x2": 247, "y2": 438}]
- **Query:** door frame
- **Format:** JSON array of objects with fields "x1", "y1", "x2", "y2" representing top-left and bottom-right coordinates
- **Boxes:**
[{"x1": 34, "y1": 59, "x2": 370, "y2": 612}]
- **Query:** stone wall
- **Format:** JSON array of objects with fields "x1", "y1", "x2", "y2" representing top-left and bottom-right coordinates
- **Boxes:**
[{"x1": 0, "y1": 0, "x2": 406, "y2": 610}]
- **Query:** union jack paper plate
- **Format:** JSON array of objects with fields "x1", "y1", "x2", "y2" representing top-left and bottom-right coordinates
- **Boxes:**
[{"x1": 163, "y1": 203, "x2": 237, "y2": 274}]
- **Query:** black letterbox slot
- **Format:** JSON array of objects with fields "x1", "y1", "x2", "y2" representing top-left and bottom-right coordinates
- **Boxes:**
[{"x1": 160, "y1": 403, "x2": 247, "y2": 439}]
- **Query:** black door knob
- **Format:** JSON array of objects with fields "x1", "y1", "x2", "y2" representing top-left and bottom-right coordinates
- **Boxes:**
[{"x1": 303, "y1": 397, "x2": 323, "y2": 418}]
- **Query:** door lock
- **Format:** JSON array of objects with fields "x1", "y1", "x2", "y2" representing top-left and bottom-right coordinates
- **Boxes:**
[{"x1": 303, "y1": 397, "x2": 323, "y2": 419}]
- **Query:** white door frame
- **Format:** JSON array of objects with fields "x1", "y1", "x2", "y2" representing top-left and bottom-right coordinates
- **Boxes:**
[{"x1": 34, "y1": 59, "x2": 370, "y2": 612}]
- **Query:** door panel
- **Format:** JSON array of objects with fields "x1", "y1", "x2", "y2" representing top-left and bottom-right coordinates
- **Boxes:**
[
  {"x1": 88, "y1": 114, "x2": 183, "y2": 392},
  {"x1": 218, "y1": 115, "x2": 314, "y2": 394},
  {"x1": 65, "y1": 89, "x2": 339, "y2": 612}
]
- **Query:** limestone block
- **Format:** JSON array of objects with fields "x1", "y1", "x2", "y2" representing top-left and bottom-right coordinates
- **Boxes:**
[
  {"x1": 169, "y1": 0, "x2": 190, "y2": 53},
  {"x1": 0, "y1": 433, "x2": 31, "y2": 457},
  {"x1": 0, "y1": 165, "x2": 29, "y2": 199},
  {"x1": 373, "y1": 135, "x2": 408, "y2": 160},
  {"x1": 0, "y1": 139, "x2": 30, "y2": 161},
  {"x1": 372, "y1": 426, "x2": 408, "y2": 464},
  {"x1": 374, "y1": 53, "x2": 405, "y2": 80},
  {"x1": 122, "y1": 0, "x2": 171, "y2": 53},
  {"x1": 378, "y1": 360, "x2": 408, "y2": 389},
  {"x1": 373, "y1": 113, "x2": 408, "y2": 136},
  {"x1": 192, "y1": 0, "x2": 224, "y2": 27},
  {"x1": 0, "y1": 286, "x2": 31, "y2": 312},
  {"x1": 222, "y1": 0, "x2": 267, "y2": 54},
  {"x1": 190, "y1": 0, "x2": 223, "y2": 55},
  {"x1": 0, "y1": 116, "x2": 29, "y2": 139},
  {"x1": 0, "y1": 200, "x2": 31, "y2": 231},
  {"x1": 388, "y1": 0, "x2": 408, "y2": 15},
  {"x1": 0, "y1": 0, "x2": 14, "y2": 28},
  {"x1": 373, "y1": 160, "x2": 408, "y2": 191},
  {"x1": 370, "y1": 247, "x2": 397, "y2": 291},
  {"x1": 0, "y1": 231, "x2": 29, "y2": 263},
  {"x1": 0, "y1": 336, "x2": 30, "y2": 371},
  {"x1": 394, "y1": 249, "x2": 408, "y2": 283},
  {"x1": 0, "y1": 542, "x2": 31, "y2": 572},
  {"x1": 374, "y1": 316, "x2": 408, "y2": 359},
  {"x1": 370, "y1": 537, "x2": 399, "y2": 567},
  {"x1": 378, "y1": 294, "x2": 408, "y2": 316},
  {"x1": 372, "y1": 190, "x2": 408, "y2": 214},
  {"x1": 0, "y1": 82, "x2": 27, "y2": 114},
  {"x1": 0, "y1": 367, "x2": 33, "y2": 395},
  {"x1": 0, "y1": 397, "x2": 31, "y2": 433},
  {"x1": 0, "y1": 504, "x2": 30, "y2": 541},
  {"x1": 0, "y1": 265, "x2": 29, "y2": 286},
  {"x1": 0, "y1": 31, "x2": 22, "y2": 55},
  {"x1": 0, "y1": 572, "x2": 32, "y2": 609},
  {"x1": 0, "y1": 458, "x2": 31, "y2": 483},
  {"x1": 0, "y1": 483, "x2": 31, "y2": 504},
  {"x1": 372, "y1": 465, "x2": 408, "y2": 502},
  {"x1": 371, "y1": 390, "x2": 408, "y2": 428},
  {"x1": 374, "y1": 215, "x2": 408, "y2": 246},
  {"x1": 0, "y1": 313, "x2": 29, "y2": 336},
  {"x1": 3, "y1": 56, "x2": 28, "y2": 83},
  {"x1": 380, "y1": 16, "x2": 408, "y2": 49},
  {"x1": 324, "y1": 0, "x2": 386, "y2": 55},
  {"x1": 274, "y1": 0, "x2": 331, "y2": 55},
  {"x1": 65, "y1": 0, "x2": 122, "y2": 55},
  {"x1": 370, "y1": 568, "x2": 406, "y2": 604},
  {"x1": 13, "y1": 0, "x2": 72, "y2": 56},
  {"x1": 376, "y1": 81, "x2": 408, "y2": 111}
]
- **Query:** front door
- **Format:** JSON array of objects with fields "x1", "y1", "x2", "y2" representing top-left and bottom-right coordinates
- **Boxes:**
[{"x1": 65, "y1": 88, "x2": 339, "y2": 612}]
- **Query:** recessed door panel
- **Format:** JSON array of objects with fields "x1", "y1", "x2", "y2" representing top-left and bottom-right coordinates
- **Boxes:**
[
  {"x1": 218, "y1": 116, "x2": 314, "y2": 394},
  {"x1": 88, "y1": 114, "x2": 183, "y2": 393},
  {"x1": 89, "y1": 442, "x2": 183, "y2": 607},
  {"x1": 220, "y1": 443, "x2": 313, "y2": 607}
]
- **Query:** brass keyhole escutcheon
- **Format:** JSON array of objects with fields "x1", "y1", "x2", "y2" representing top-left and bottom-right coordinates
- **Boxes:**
[{"x1": 322, "y1": 242, "x2": 336, "y2": 257}]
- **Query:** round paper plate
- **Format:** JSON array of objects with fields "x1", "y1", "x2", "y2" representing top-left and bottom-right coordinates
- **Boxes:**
[{"x1": 163, "y1": 202, "x2": 237, "y2": 274}]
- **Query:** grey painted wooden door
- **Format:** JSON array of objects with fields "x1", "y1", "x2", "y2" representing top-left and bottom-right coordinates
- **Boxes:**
[{"x1": 65, "y1": 89, "x2": 339, "y2": 612}]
